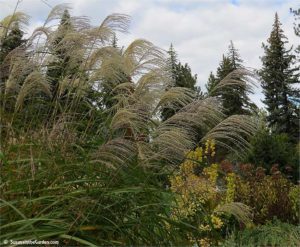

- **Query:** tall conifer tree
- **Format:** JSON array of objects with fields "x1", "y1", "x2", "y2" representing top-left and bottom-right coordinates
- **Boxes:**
[
  {"x1": 47, "y1": 9, "x2": 78, "y2": 99},
  {"x1": 291, "y1": 8, "x2": 300, "y2": 55},
  {"x1": 206, "y1": 71, "x2": 217, "y2": 96},
  {"x1": 0, "y1": 22, "x2": 25, "y2": 85},
  {"x1": 260, "y1": 13, "x2": 299, "y2": 141},
  {"x1": 206, "y1": 41, "x2": 254, "y2": 116},
  {"x1": 161, "y1": 44, "x2": 200, "y2": 121}
]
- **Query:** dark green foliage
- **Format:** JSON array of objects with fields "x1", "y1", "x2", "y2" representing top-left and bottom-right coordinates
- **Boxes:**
[
  {"x1": 260, "y1": 13, "x2": 300, "y2": 142},
  {"x1": 111, "y1": 33, "x2": 118, "y2": 48},
  {"x1": 0, "y1": 23, "x2": 24, "y2": 63},
  {"x1": 245, "y1": 128, "x2": 299, "y2": 180},
  {"x1": 222, "y1": 219, "x2": 300, "y2": 247},
  {"x1": 217, "y1": 54, "x2": 244, "y2": 116},
  {"x1": 101, "y1": 67, "x2": 130, "y2": 111},
  {"x1": 206, "y1": 71, "x2": 218, "y2": 96},
  {"x1": 232, "y1": 163, "x2": 299, "y2": 224},
  {"x1": 291, "y1": 8, "x2": 300, "y2": 55},
  {"x1": 206, "y1": 41, "x2": 255, "y2": 116},
  {"x1": 0, "y1": 143, "x2": 188, "y2": 246},
  {"x1": 46, "y1": 10, "x2": 81, "y2": 99},
  {"x1": 161, "y1": 44, "x2": 200, "y2": 121},
  {"x1": 1, "y1": 6, "x2": 300, "y2": 247},
  {"x1": 0, "y1": 23, "x2": 25, "y2": 84}
]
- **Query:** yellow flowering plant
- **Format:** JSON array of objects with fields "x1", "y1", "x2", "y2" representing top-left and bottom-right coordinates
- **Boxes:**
[{"x1": 169, "y1": 140, "x2": 231, "y2": 245}]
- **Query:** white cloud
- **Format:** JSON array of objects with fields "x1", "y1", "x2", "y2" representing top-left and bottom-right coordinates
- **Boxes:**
[{"x1": 1, "y1": 0, "x2": 298, "y2": 108}]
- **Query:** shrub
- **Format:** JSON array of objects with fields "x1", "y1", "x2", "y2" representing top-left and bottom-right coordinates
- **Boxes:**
[
  {"x1": 222, "y1": 219, "x2": 300, "y2": 247},
  {"x1": 222, "y1": 163, "x2": 300, "y2": 224},
  {"x1": 245, "y1": 129, "x2": 299, "y2": 180},
  {"x1": 169, "y1": 140, "x2": 252, "y2": 246}
]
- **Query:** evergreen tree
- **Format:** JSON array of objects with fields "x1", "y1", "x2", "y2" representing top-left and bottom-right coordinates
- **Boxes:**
[
  {"x1": 217, "y1": 54, "x2": 244, "y2": 116},
  {"x1": 225, "y1": 41, "x2": 254, "y2": 115},
  {"x1": 291, "y1": 8, "x2": 299, "y2": 54},
  {"x1": 175, "y1": 62, "x2": 198, "y2": 90},
  {"x1": 46, "y1": 9, "x2": 78, "y2": 99},
  {"x1": 227, "y1": 40, "x2": 243, "y2": 69},
  {"x1": 168, "y1": 43, "x2": 177, "y2": 79},
  {"x1": 161, "y1": 44, "x2": 200, "y2": 121},
  {"x1": 260, "y1": 13, "x2": 299, "y2": 141},
  {"x1": 206, "y1": 41, "x2": 254, "y2": 116},
  {"x1": 111, "y1": 33, "x2": 118, "y2": 49},
  {"x1": 292, "y1": 8, "x2": 300, "y2": 35},
  {"x1": 216, "y1": 55, "x2": 233, "y2": 80},
  {"x1": 0, "y1": 22, "x2": 25, "y2": 84},
  {"x1": 206, "y1": 71, "x2": 217, "y2": 96},
  {"x1": 0, "y1": 23, "x2": 24, "y2": 63}
]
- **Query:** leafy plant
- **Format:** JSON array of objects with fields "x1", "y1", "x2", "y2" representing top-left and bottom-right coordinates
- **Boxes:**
[
  {"x1": 245, "y1": 128, "x2": 299, "y2": 180},
  {"x1": 224, "y1": 163, "x2": 300, "y2": 224},
  {"x1": 222, "y1": 219, "x2": 300, "y2": 247},
  {"x1": 169, "y1": 140, "x2": 253, "y2": 246},
  {"x1": 1, "y1": 4, "x2": 259, "y2": 246}
]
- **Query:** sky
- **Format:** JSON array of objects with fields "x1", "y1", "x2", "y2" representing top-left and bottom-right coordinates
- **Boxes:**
[{"x1": 1, "y1": 0, "x2": 299, "y2": 107}]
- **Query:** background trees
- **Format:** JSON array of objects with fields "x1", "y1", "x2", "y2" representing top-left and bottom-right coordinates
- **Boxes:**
[
  {"x1": 0, "y1": 4, "x2": 299, "y2": 247},
  {"x1": 260, "y1": 13, "x2": 299, "y2": 142},
  {"x1": 161, "y1": 44, "x2": 201, "y2": 121},
  {"x1": 205, "y1": 41, "x2": 256, "y2": 116},
  {"x1": 0, "y1": 14, "x2": 26, "y2": 90}
]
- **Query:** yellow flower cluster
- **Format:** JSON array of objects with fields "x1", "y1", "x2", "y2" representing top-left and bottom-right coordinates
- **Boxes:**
[
  {"x1": 199, "y1": 214, "x2": 223, "y2": 232},
  {"x1": 170, "y1": 149, "x2": 203, "y2": 218},
  {"x1": 203, "y1": 163, "x2": 219, "y2": 185},
  {"x1": 199, "y1": 237, "x2": 211, "y2": 247},
  {"x1": 205, "y1": 139, "x2": 216, "y2": 157},
  {"x1": 186, "y1": 146, "x2": 203, "y2": 162},
  {"x1": 169, "y1": 140, "x2": 228, "y2": 245},
  {"x1": 211, "y1": 214, "x2": 223, "y2": 229},
  {"x1": 179, "y1": 159, "x2": 196, "y2": 176}
]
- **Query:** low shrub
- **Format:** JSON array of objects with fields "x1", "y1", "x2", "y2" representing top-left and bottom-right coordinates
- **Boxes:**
[
  {"x1": 221, "y1": 162, "x2": 300, "y2": 224},
  {"x1": 222, "y1": 219, "x2": 300, "y2": 247}
]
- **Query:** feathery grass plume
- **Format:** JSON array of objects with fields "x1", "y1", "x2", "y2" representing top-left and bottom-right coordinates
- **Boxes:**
[
  {"x1": 0, "y1": 12, "x2": 29, "y2": 40},
  {"x1": 123, "y1": 39, "x2": 165, "y2": 75},
  {"x1": 151, "y1": 98, "x2": 223, "y2": 164},
  {"x1": 43, "y1": 4, "x2": 71, "y2": 25},
  {"x1": 1, "y1": 5, "x2": 265, "y2": 246},
  {"x1": 214, "y1": 202, "x2": 253, "y2": 226},
  {"x1": 84, "y1": 13, "x2": 130, "y2": 50},
  {"x1": 157, "y1": 87, "x2": 196, "y2": 112},
  {"x1": 110, "y1": 107, "x2": 150, "y2": 135},
  {"x1": 202, "y1": 115, "x2": 257, "y2": 156},
  {"x1": 93, "y1": 138, "x2": 137, "y2": 169},
  {"x1": 210, "y1": 68, "x2": 257, "y2": 95},
  {"x1": 29, "y1": 26, "x2": 51, "y2": 44},
  {"x1": 4, "y1": 60, "x2": 23, "y2": 95},
  {"x1": 15, "y1": 71, "x2": 51, "y2": 111}
]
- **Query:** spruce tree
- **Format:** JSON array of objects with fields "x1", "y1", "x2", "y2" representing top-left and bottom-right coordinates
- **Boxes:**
[
  {"x1": 168, "y1": 43, "x2": 177, "y2": 78},
  {"x1": 205, "y1": 41, "x2": 254, "y2": 116},
  {"x1": 161, "y1": 44, "x2": 200, "y2": 121},
  {"x1": 46, "y1": 10, "x2": 77, "y2": 99},
  {"x1": 225, "y1": 41, "x2": 254, "y2": 115},
  {"x1": 260, "y1": 13, "x2": 299, "y2": 141},
  {"x1": 111, "y1": 33, "x2": 118, "y2": 48},
  {"x1": 206, "y1": 71, "x2": 217, "y2": 96},
  {"x1": 0, "y1": 22, "x2": 25, "y2": 84},
  {"x1": 0, "y1": 23, "x2": 24, "y2": 63},
  {"x1": 291, "y1": 8, "x2": 300, "y2": 54},
  {"x1": 216, "y1": 55, "x2": 233, "y2": 80}
]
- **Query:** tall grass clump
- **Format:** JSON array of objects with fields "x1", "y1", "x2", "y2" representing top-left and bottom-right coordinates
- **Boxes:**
[{"x1": 0, "y1": 4, "x2": 260, "y2": 246}]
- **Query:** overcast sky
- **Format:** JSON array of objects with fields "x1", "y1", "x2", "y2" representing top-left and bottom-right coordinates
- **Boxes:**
[{"x1": 1, "y1": 0, "x2": 299, "y2": 107}]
